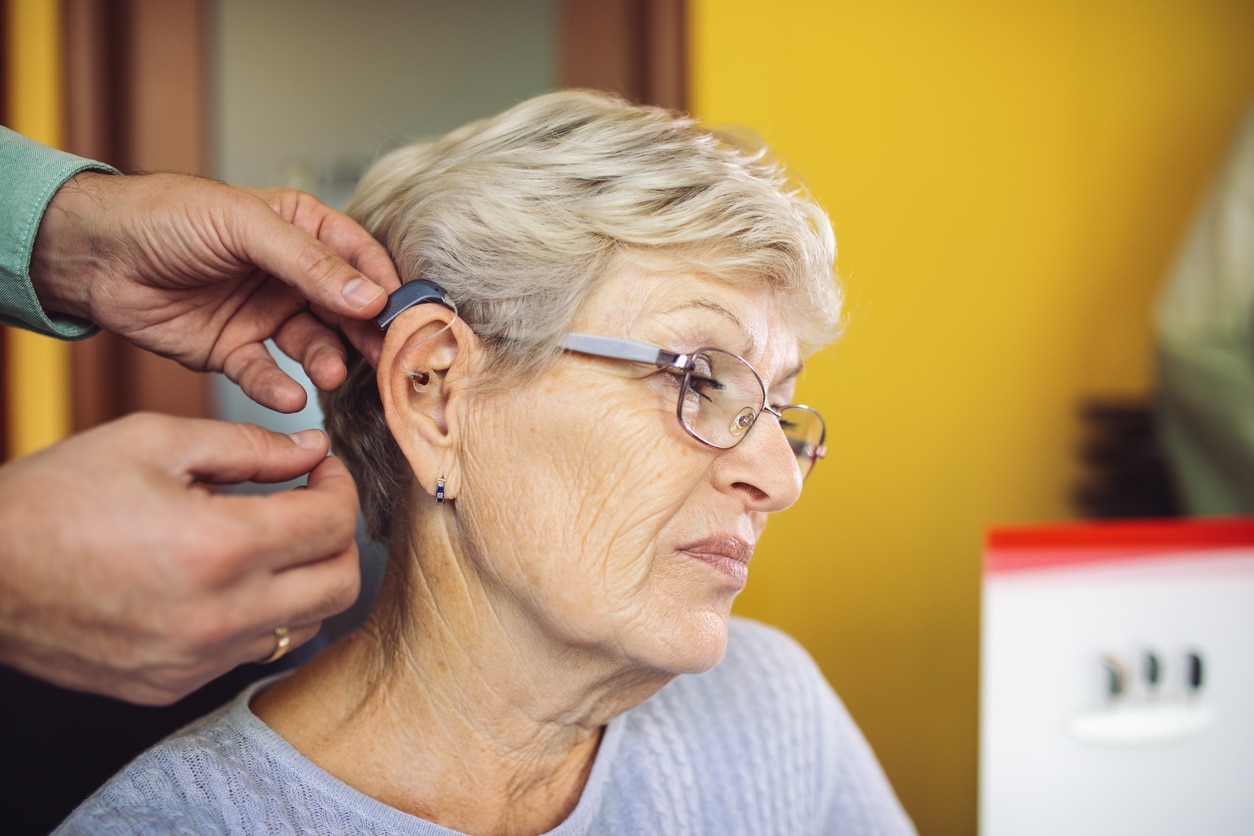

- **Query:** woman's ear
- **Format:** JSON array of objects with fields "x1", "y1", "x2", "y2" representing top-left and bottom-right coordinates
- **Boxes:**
[{"x1": 377, "y1": 304, "x2": 474, "y2": 499}]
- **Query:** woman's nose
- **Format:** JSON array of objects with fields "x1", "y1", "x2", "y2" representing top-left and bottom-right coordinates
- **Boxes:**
[{"x1": 713, "y1": 411, "x2": 804, "y2": 512}]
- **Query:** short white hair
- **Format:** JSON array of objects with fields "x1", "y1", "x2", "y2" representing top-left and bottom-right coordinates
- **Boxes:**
[{"x1": 325, "y1": 89, "x2": 840, "y2": 542}]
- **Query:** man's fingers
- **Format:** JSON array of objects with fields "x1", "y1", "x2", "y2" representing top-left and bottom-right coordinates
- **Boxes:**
[
  {"x1": 159, "y1": 418, "x2": 331, "y2": 486},
  {"x1": 205, "y1": 455, "x2": 361, "y2": 571},
  {"x1": 251, "y1": 544, "x2": 361, "y2": 634},
  {"x1": 222, "y1": 341, "x2": 310, "y2": 414},
  {"x1": 245, "y1": 622, "x2": 322, "y2": 667},
  {"x1": 301, "y1": 452, "x2": 358, "y2": 502},
  {"x1": 236, "y1": 192, "x2": 395, "y2": 320},
  {"x1": 340, "y1": 317, "x2": 386, "y2": 369},
  {"x1": 273, "y1": 310, "x2": 349, "y2": 392},
  {"x1": 295, "y1": 303, "x2": 385, "y2": 371},
  {"x1": 287, "y1": 193, "x2": 401, "y2": 292},
  {"x1": 218, "y1": 461, "x2": 364, "y2": 655},
  {"x1": 252, "y1": 186, "x2": 401, "y2": 294}
]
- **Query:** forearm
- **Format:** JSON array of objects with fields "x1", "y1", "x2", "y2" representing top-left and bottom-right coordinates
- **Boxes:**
[
  {"x1": 0, "y1": 126, "x2": 116, "y2": 339},
  {"x1": 0, "y1": 414, "x2": 358, "y2": 704}
]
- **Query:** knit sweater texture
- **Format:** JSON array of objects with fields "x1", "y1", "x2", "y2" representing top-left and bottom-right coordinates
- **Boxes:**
[{"x1": 57, "y1": 618, "x2": 914, "y2": 835}]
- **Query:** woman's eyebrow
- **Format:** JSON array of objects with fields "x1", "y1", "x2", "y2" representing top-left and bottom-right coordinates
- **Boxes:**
[
  {"x1": 662, "y1": 299, "x2": 760, "y2": 355},
  {"x1": 770, "y1": 363, "x2": 805, "y2": 396},
  {"x1": 661, "y1": 299, "x2": 803, "y2": 386},
  {"x1": 779, "y1": 363, "x2": 804, "y2": 383}
]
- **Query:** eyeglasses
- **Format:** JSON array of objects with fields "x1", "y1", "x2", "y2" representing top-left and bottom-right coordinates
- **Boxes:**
[{"x1": 559, "y1": 333, "x2": 827, "y2": 480}]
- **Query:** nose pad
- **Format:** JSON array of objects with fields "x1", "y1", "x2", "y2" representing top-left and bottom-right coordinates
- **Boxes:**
[
  {"x1": 730, "y1": 407, "x2": 757, "y2": 437},
  {"x1": 717, "y1": 406, "x2": 802, "y2": 512}
]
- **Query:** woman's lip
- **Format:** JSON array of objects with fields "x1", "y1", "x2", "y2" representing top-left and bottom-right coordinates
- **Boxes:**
[
  {"x1": 677, "y1": 536, "x2": 754, "y2": 586},
  {"x1": 677, "y1": 535, "x2": 754, "y2": 564}
]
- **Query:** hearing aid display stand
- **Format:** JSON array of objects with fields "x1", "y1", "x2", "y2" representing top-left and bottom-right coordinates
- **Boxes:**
[{"x1": 979, "y1": 517, "x2": 1254, "y2": 836}]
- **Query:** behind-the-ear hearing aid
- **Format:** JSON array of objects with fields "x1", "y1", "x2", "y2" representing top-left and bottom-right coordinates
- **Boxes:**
[
  {"x1": 377, "y1": 280, "x2": 459, "y2": 389},
  {"x1": 376, "y1": 280, "x2": 456, "y2": 330}
]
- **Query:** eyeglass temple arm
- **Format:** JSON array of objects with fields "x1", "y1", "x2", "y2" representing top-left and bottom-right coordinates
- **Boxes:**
[{"x1": 559, "y1": 333, "x2": 687, "y2": 369}]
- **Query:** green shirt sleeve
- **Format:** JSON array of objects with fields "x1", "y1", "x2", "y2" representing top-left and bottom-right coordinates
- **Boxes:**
[{"x1": 0, "y1": 126, "x2": 118, "y2": 340}]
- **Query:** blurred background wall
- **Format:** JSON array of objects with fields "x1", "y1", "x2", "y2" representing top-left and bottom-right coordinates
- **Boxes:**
[
  {"x1": 692, "y1": 1, "x2": 1254, "y2": 833},
  {"x1": 210, "y1": 0, "x2": 557, "y2": 434}
]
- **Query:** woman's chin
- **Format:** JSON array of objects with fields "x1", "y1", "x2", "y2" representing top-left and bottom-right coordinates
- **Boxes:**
[{"x1": 645, "y1": 608, "x2": 732, "y2": 675}]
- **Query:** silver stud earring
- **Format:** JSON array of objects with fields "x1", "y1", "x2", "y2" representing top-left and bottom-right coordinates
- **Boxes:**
[{"x1": 436, "y1": 476, "x2": 445, "y2": 505}]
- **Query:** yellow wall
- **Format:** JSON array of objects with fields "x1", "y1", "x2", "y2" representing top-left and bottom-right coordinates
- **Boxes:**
[
  {"x1": 692, "y1": 1, "x2": 1254, "y2": 832},
  {"x1": 3, "y1": 0, "x2": 72, "y2": 458}
]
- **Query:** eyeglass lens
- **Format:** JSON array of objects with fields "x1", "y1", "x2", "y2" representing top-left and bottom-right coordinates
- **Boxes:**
[{"x1": 678, "y1": 349, "x2": 825, "y2": 478}]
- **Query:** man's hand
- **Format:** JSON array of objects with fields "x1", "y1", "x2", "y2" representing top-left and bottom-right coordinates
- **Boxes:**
[
  {"x1": 0, "y1": 414, "x2": 361, "y2": 705},
  {"x1": 30, "y1": 172, "x2": 400, "y2": 412}
]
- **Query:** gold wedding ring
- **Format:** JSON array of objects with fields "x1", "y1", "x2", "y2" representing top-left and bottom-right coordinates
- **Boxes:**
[{"x1": 260, "y1": 626, "x2": 291, "y2": 664}]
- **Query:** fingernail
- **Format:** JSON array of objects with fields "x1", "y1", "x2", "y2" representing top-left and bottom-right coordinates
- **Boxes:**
[
  {"x1": 343, "y1": 277, "x2": 384, "y2": 309},
  {"x1": 288, "y1": 429, "x2": 325, "y2": 449}
]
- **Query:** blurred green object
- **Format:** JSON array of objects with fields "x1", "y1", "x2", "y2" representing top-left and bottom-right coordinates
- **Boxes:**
[{"x1": 1156, "y1": 103, "x2": 1254, "y2": 515}]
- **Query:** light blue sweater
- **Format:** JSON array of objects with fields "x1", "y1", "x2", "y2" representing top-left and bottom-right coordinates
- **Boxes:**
[{"x1": 57, "y1": 618, "x2": 914, "y2": 835}]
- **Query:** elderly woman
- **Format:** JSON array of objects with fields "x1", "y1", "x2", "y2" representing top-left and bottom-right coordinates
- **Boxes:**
[{"x1": 58, "y1": 91, "x2": 914, "y2": 834}]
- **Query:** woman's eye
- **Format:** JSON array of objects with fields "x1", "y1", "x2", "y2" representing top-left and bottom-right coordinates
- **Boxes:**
[
  {"x1": 654, "y1": 367, "x2": 688, "y2": 388},
  {"x1": 686, "y1": 372, "x2": 723, "y2": 402}
]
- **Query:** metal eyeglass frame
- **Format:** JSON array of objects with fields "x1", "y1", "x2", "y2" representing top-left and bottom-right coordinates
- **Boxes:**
[
  {"x1": 559, "y1": 333, "x2": 827, "y2": 478},
  {"x1": 375, "y1": 286, "x2": 827, "y2": 477}
]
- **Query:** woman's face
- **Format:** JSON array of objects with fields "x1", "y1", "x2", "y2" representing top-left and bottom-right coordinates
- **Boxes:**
[{"x1": 457, "y1": 263, "x2": 807, "y2": 676}]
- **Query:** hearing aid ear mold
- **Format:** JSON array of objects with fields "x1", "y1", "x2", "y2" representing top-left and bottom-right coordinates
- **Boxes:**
[{"x1": 409, "y1": 370, "x2": 433, "y2": 392}]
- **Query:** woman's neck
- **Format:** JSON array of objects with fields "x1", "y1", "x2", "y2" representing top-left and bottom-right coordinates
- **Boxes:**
[{"x1": 251, "y1": 533, "x2": 672, "y2": 836}]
